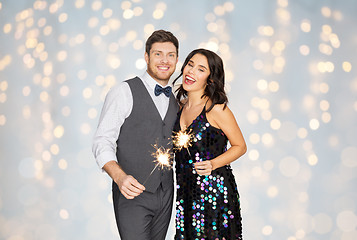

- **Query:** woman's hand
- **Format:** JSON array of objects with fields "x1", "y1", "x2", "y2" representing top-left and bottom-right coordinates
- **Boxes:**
[{"x1": 194, "y1": 160, "x2": 213, "y2": 176}]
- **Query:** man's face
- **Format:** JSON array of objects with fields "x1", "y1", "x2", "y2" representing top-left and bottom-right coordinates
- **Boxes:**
[{"x1": 145, "y1": 42, "x2": 178, "y2": 85}]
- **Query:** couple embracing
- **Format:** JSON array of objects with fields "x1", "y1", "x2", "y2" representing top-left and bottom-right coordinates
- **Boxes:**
[{"x1": 92, "y1": 30, "x2": 247, "y2": 240}]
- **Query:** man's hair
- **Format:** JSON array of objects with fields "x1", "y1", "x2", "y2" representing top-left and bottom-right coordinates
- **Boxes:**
[{"x1": 145, "y1": 29, "x2": 179, "y2": 56}]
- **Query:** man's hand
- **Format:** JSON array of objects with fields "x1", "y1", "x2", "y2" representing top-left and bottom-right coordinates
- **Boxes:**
[
  {"x1": 103, "y1": 161, "x2": 145, "y2": 199},
  {"x1": 116, "y1": 174, "x2": 145, "y2": 199},
  {"x1": 194, "y1": 160, "x2": 213, "y2": 176}
]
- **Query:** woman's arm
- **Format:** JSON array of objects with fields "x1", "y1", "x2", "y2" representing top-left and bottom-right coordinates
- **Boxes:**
[{"x1": 194, "y1": 104, "x2": 247, "y2": 175}]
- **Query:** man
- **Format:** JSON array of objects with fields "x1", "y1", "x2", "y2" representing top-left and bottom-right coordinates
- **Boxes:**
[{"x1": 92, "y1": 30, "x2": 179, "y2": 239}]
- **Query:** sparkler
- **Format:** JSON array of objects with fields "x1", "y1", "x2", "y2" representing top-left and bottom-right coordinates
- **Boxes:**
[
  {"x1": 172, "y1": 128, "x2": 194, "y2": 158},
  {"x1": 142, "y1": 145, "x2": 172, "y2": 185}
]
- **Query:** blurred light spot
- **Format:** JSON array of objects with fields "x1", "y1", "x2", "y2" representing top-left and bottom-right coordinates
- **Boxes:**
[
  {"x1": 246, "y1": 110, "x2": 259, "y2": 124},
  {"x1": 133, "y1": 7, "x2": 143, "y2": 16},
  {"x1": 102, "y1": 8, "x2": 113, "y2": 18},
  {"x1": 313, "y1": 213, "x2": 333, "y2": 234},
  {"x1": 257, "y1": 79, "x2": 268, "y2": 91},
  {"x1": 0, "y1": 80, "x2": 7, "y2": 90},
  {"x1": 270, "y1": 119, "x2": 281, "y2": 130},
  {"x1": 26, "y1": 38, "x2": 38, "y2": 48},
  {"x1": 301, "y1": 19, "x2": 311, "y2": 32},
  {"x1": 280, "y1": 99, "x2": 291, "y2": 112},
  {"x1": 224, "y1": 2, "x2": 234, "y2": 12},
  {"x1": 50, "y1": 144, "x2": 60, "y2": 155},
  {"x1": 309, "y1": 119, "x2": 320, "y2": 130},
  {"x1": 123, "y1": 9, "x2": 134, "y2": 19},
  {"x1": 42, "y1": 77, "x2": 51, "y2": 88},
  {"x1": 3, "y1": 23, "x2": 12, "y2": 34},
  {"x1": 62, "y1": 106, "x2": 71, "y2": 117},
  {"x1": 83, "y1": 87, "x2": 93, "y2": 99},
  {"x1": 207, "y1": 22, "x2": 218, "y2": 33},
  {"x1": 59, "y1": 209, "x2": 69, "y2": 220},
  {"x1": 261, "y1": 110, "x2": 272, "y2": 121},
  {"x1": 92, "y1": 0, "x2": 102, "y2": 11},
  {"x1": 333, "y1": 10, "x2": 343, "y2": 21},
  {"x1": 299, "y1": 45, "x2": 310, "y2": 56},
  {"x1": 307, "y1": 153, "x2": 318, "y2": 166},
  {"x1": 342, "y1": 61, "x2": 352, "y2": 72},
  {"x1": 88, "y1": 17, "x2": 99, "y2": 28},
  {"x1": 248, "y1": 149, "x2": 259, "y2": 161},
  {"x1": 262, "y1": 133, "x2": 273, "y2": 146},
  {"x1": 276, "y1": 8, "x2": 290, "y2": 22},
  {"x1": 75, "y1": 0, "x2": 85, "y2": 8},
  {"x1": 214, "y1": 5, "x2": 225, "y2": 16},
  {"x1": 40, "y1": 91, "x2": 49, "y2": 102},
  {"x1": 297, "y1": 128, "x2": 308, "y2": 139},
  {"x1": 258, "y1": 26, "x2": 274, "y2": 36},
  {"x1": 78, "y1": 70, "x2": 87, "y2": 80},
  {"x1": 267, "y1": 186, "x2": 278, "y2": 198},
  {"x1": 279, "y1": 156, "x2": 300, "y2": 177},
  {"x1": 133, "y1": 39, "x2": 143, "y2": 50},
  {"x1": 321, "y1": 112, "x2": 331, "y2": 123},
  {"x1": 58, "y1": 159, "x2": 68, "y2": 170},
  {"x1": 43, "y1": 26, "x2": 52, "y2": 36},
  {"x1": 319, "y1": 43, "x2": 333, "y2": 55},
  {"x1": 54, "y1": 125, "x2": 64, "y2": 138},
  {"x1": 336, "y1": 211, "x2": 357, "y2": 232},
  {"x1": 42, "y1": 150, "x2": 51, "y2": 161},
  {"x1": 302, "y1": 140, "x2": 313, "y2": 151},
  {"x1": 99, "y1": 25, "x2": 110, "y2": 35},
  {"x1": 88, "y1": 108, "x2": 98, "y2": 119},
  {"x1": 60, "y1": 85, "x2": 70, "y2": 96},
  {"x1": 258, "y1": 41, "x2": 270, "y2": 53},
  {"x1": 251, "y1": 167, "x2": 262, "y2": 177},
  {"x1": 106, "y1": 55, "x2": 121, "y2": 69},
  {"x1": 319, "y1": 82, "x2": 329, "y2": 93},
  {"x1": 22, "y1": 105, "x2": 31, "y2": 119},
  {"x1": 81, "y1": 123, "x2": 91, "y2": 135},
  {"x1": 253, "y1": 59, "x2": 264, "y2": 70},
  {"x1": 321, "y1": 6, "x2": 332, "y2": 18},
  {"x1": 341, "y1": 147, "x2": 357, "y2": 168},
  {"x1": 319, "y1": 100, "x2": 330, "y2": 111},
  {"x1": 58, "y1": 13, "x2": 68, "y2": 23},
  {"x1": 263, "y1": 160, "x2": 274, "y2": 171},
  {"x1": 0, "y1": 115, "x2": 6, "y2": 126},
  {"x1": 262, "y1": 225, "x2": 273, "y2": 235},
  {"x1": 268, "y1": 81, "x2": 279, "y2": 92},
  {"x1": 95, "y1": 75, "x2": 105, "y2": 86},
  {"x1": 249, "y1": 133, "x2": 260, "y2": 144},
  {"x1": 107, "y1": 19, "x2": 121, "y2": 31},
  {"x1": 0, "y1": 93, "x2": 7, "y2": 103}
]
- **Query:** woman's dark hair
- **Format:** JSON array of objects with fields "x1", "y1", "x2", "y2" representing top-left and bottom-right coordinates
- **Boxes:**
[
  {"x1": 145, "y1": 30, "x2": 179, "y2": 56},
  {"x1": 173, "y1": 48, "x2": 228, "y2": 112}
]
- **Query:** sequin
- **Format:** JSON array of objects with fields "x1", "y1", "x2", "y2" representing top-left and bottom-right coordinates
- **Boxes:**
[{"x1": 174, "y1": 106, "x2": 243, "y2": 239}]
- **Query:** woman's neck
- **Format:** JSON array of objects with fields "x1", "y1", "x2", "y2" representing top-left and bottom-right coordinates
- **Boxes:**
[{"x1": 186, "y1": 91, "x2": 207, "y2": 109}]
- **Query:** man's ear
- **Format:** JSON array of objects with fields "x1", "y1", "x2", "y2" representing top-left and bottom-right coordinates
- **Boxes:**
[{"x1": 144, "y1": 52, "x2": 149, "y2": 64}]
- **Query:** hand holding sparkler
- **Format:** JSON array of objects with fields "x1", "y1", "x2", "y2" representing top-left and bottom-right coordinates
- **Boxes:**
[{"x1": 142, "y1": 145, "x2": 172, "y2": 186}]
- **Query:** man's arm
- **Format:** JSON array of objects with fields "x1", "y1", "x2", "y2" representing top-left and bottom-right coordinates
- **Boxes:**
[
  {"x1": 92, "y1": 83, "x2": 145, "y2": 199},
  {"x1": 103, "y1": 161, "x2": 145, "y2": 199}
]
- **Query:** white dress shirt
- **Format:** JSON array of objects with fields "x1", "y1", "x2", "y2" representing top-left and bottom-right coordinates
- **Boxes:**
[{"x1": 92, "y1": 71, "x2": 171, "y2": 169}]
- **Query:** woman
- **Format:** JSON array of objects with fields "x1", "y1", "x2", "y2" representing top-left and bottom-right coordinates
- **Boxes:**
[{"x1": 172, "y1": 48, "x2": 247, "y2": 239}]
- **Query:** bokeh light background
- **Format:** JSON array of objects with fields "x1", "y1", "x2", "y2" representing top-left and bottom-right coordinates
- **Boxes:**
[{"x1": 1, "y1": 0, "x2": 357, "y2": 239}]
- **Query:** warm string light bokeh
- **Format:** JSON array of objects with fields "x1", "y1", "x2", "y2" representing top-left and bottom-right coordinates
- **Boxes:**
[{"x1": 0, "y1": 0, "x2": 356, "y2": 240}]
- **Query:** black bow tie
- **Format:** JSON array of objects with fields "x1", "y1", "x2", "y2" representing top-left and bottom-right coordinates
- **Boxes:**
[{"x1": 154, "y1": 84, "x2": 171, "y2": 97}]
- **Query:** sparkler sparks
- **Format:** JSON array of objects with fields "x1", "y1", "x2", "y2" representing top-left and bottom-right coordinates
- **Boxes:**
[
  {"x1": 142, "y1": 145, "x2": 172, "y2": 185},
  {"x1": 173, "y1": 128, "x2": 194, "y2": 157}
]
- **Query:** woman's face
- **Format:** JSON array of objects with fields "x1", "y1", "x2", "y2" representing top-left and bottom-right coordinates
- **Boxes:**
[{"x1": 182, "y1": 53, "x2": 210, "y2": 94}]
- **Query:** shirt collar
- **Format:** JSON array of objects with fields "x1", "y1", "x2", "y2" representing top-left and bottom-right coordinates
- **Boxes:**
[{"x1": 141, "y1": 71, "x2": 168, "y2": 90}]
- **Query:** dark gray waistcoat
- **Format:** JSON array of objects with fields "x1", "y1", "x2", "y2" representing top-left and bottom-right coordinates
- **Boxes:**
[{"x1": 115, "y1": 77, "x2": 178, "y2": 193}]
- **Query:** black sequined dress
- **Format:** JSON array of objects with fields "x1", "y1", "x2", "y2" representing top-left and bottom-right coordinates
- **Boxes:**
[{"x1": 174, "y1": 106, "x2": 243, "y2": 240}]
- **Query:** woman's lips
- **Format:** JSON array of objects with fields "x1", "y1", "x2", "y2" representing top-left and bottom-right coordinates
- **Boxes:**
[{"x1": 184, "y1": 75, "x2": 196, "y2": 85}]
